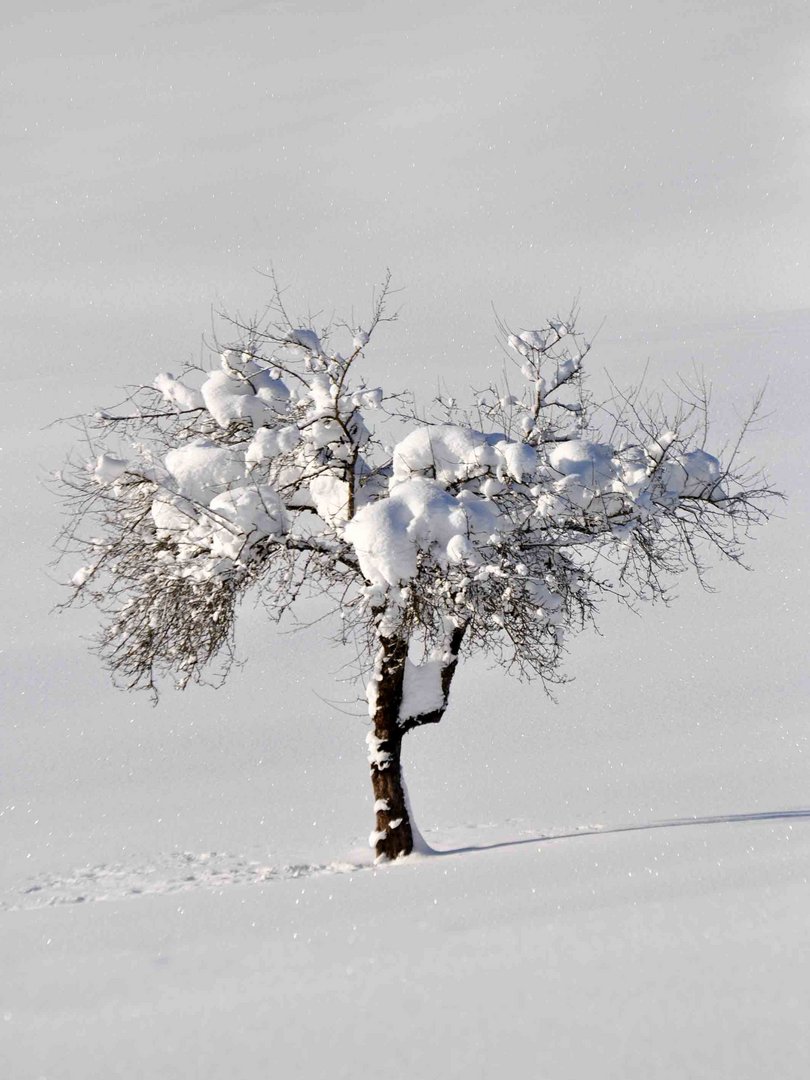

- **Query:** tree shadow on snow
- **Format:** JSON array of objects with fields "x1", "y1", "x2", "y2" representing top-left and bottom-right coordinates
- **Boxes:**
[{"x1": 433, "y1": 808, "x2": 810, "y2": 858}]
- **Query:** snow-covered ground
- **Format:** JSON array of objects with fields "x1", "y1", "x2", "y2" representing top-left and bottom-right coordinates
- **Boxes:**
[
  {"x1": 4, "y1": 1, "x2": 810, "y2": 1076},
  {"x1": 4, "y1": 813, "x2": 810, "y2": 1079}
]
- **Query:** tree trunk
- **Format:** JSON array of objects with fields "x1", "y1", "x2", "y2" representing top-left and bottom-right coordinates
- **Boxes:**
[
  {"x1": 369, "y1": 726, "x2": 414, "y2": 861},
  {"x1": 367, "y1": 632, "x2": 414, "y2": 862},
  {"x1": 366, "y1": 623, "x2": 465, "y2": 861}
]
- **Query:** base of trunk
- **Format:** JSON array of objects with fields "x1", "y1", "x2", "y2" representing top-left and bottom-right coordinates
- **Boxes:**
[{"x1": 369, "y1": 729, "x2": 414, "y2": 861}]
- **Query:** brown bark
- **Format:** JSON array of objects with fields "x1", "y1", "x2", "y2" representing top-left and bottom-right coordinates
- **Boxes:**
[
  {"x1": 370, "y1": 728, "x2": 414, "y2": 861},
  {"x1": 368, "y1": 631, "x2": 413, "y2": 861}
]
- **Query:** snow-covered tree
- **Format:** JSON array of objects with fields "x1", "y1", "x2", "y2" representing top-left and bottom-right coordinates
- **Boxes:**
[{"x1": 57, "y1": 277, "x2": 777, "y2": 861}]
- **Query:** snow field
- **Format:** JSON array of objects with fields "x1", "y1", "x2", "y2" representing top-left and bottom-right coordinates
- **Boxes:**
[{"x1": 3, "y1": 814, "x2": 809, "y2": 1080}]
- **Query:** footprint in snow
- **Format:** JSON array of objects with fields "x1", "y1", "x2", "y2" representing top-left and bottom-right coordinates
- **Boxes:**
[{"x1": 1, "y1": 851, "x2": 363, "y2": 911}]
